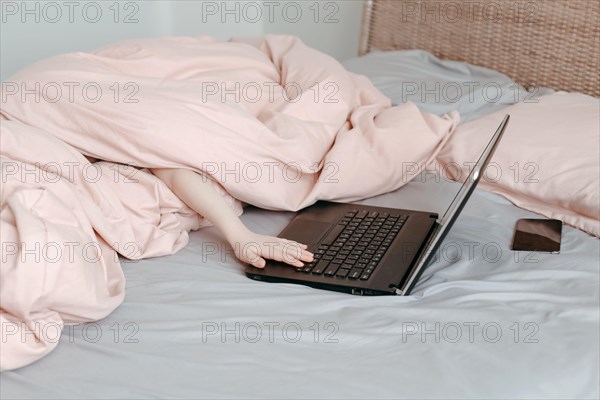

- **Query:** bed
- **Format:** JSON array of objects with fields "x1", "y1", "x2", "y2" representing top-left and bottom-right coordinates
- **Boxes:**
[{"x1": 1, "y1": 1, "x2": 598, "y2": 399}]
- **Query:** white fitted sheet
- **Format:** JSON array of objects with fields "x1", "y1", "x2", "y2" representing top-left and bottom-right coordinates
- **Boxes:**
[
  {"x1": 343, "y1": 50, "x2": 555, "y2": 122},
  {"x1": 1, "y1": 172, "x2": 598, "y2": 399}
]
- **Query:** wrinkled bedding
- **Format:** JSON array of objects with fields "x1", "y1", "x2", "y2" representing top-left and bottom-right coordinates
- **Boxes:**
[
  {"x1": 1, "y1": 43, "x2": 598, "y2": 399},
  {"x1": 342, "y1": 49, "x2": 555, "y2": 122},
  {"x1": 0, "y1": 35, "x2": 458, "y2": 370},
  {"x1": 1, "y1": 173, "x2": 598, "y2": 399}
]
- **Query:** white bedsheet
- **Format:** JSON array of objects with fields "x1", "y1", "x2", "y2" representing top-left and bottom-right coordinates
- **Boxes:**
[
  {"x1": 1, "y1": 173, "x2": 598, "y2": 399},
  {"x1": 343, "y1": 50, "x2": 555, "y2": 122}
]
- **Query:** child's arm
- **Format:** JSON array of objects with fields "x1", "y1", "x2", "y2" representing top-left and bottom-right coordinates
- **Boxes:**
[{"x1": 150, "y1": 168, "x2": 313, "y2": 268}]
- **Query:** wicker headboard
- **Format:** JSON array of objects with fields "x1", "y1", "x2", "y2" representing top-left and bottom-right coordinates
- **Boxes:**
[{"x1": 359, "y1": 0, "x2": 600, "y2": 97}]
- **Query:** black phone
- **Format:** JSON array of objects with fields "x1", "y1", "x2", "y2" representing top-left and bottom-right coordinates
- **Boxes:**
[{"x1": 511, "y1": 218, "x2": 562, "y2": 254}]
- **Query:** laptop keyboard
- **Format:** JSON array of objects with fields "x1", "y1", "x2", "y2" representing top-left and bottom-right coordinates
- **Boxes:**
[{"x1": 294, "y1": 210, "x2": 408, "y2": 280}]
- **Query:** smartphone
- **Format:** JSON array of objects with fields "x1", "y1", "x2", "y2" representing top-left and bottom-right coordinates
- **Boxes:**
[{"x1": 511, "y1": 218, "x2": 562, "y2": 253}]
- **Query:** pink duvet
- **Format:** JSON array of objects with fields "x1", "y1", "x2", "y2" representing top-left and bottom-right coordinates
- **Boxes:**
[{"x1": 0, "y1": 35, "x2": 458, "y2": 370}]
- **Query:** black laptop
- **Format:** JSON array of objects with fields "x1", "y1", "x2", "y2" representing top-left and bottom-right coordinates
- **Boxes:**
[{"x1": 246, "y1": 115, "x2": 510, "y2": 296}]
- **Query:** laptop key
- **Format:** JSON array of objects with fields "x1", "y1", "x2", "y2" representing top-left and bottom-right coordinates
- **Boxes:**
[
  {"x1": 336, "y1": 268, "x2": 350, "y2": 278},
  {"x1": 356, "y1": 210, "x2": 368, "y2": 219},
  {"x1": 312, "y1": 260, "x2": 329, "y2": 275},
  {"x1": 324, "y1": 263, "x2": 341, "y2": 276},
  {"x1": 348, "y1": 267, "x2": 363, "y2": 279}
]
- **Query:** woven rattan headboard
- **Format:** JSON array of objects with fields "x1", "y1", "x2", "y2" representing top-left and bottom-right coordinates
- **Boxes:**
[{"x1": 359, "y1": 0, "x2": 600, "y2": 97}]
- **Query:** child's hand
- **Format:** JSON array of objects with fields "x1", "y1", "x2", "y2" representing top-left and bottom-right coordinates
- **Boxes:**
[
  {"x1": 228, "y1": 229, "x2": 314, "y2": 268},
  {"x1": 148, "y1": 168, "x2": 313, "y2": 269}
]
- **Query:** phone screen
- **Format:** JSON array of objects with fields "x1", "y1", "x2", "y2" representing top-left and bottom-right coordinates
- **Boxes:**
[{"x1": 511, "y1": 218, "x2": 562, "y2": 253}]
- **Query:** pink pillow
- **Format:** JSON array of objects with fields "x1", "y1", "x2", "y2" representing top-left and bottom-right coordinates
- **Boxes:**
[{"x1": 436, "y1": 92, "x2": 600, "y2": 237}]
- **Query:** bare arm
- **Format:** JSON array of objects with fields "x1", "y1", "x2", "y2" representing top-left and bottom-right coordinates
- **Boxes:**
[{"x1": 150, "y1": 168, "x2": 313, "y2": 268}]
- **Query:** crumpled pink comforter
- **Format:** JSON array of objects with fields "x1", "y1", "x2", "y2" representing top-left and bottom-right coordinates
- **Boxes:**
[{"x1": 0, "y1": 35, "x2": 459, "y2": 370}]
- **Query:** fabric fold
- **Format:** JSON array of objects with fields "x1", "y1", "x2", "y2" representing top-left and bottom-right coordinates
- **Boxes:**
[{"x1": 0, "y1": 35, "x2": 458, "y2": 370}]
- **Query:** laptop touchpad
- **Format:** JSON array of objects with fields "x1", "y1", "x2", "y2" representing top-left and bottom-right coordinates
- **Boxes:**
[{"x1": 280, "y1": 220, "x2": 332, "y2": 248}]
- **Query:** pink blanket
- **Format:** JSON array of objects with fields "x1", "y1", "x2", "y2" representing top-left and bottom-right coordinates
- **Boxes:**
[{"x1": 0, "y1": 35, "x2": 458, "y2": 370}]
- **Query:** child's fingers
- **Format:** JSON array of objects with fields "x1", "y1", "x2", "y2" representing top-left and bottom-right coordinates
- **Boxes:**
[
  {"x1": 287, "y1": 252, "x2": 313, "y2": 267},
  {"x1": 283, "y1": 243, "x2": 308, "y2": 261},
  {"x1": 283, "y1": 239, "x2": 308, "y2": 249},
  {"x1": 257, "y1": 240, "x2": 310, "y2": 267},
  {"x1": 288, "y1": 247, "x2": 314, "y2": 262},
  {"x1": 264, "y1": 245, "x2": 297, "y2": 265},
  {"x1": 249, "y1": 256, "x2": 266, "y2": 269},
  {"x1": 300, "y1": 250, "x2": 314, "y2": 262},
  {"x1": 278, "y1": 248, "x2": 305, "y2": 267},
  {"x1": 279, "y1": 251, "x2": 304, "y2": 267},
  {"x1": 283, "y1": 241, "x2": 313, "y2": 259}
]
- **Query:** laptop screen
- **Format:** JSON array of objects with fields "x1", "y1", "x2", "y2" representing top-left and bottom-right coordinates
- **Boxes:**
[
  {"x1": 399, "y1": 114, "x2": 510, "y2": 295},
  {"x1": 440, "y1": 114, "x2": 510, "y2": 226}
]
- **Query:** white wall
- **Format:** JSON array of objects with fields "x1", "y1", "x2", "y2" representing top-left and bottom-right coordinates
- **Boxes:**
[
  {"x1": 263, "y1": 0, "x2": 363, "y2": 62},
  {"x1": 0, "y1": 1, "x2": 173, "y2": 79},
  {"x1": 0, "y1": 0, "x2": 364, "y2": 80}
]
